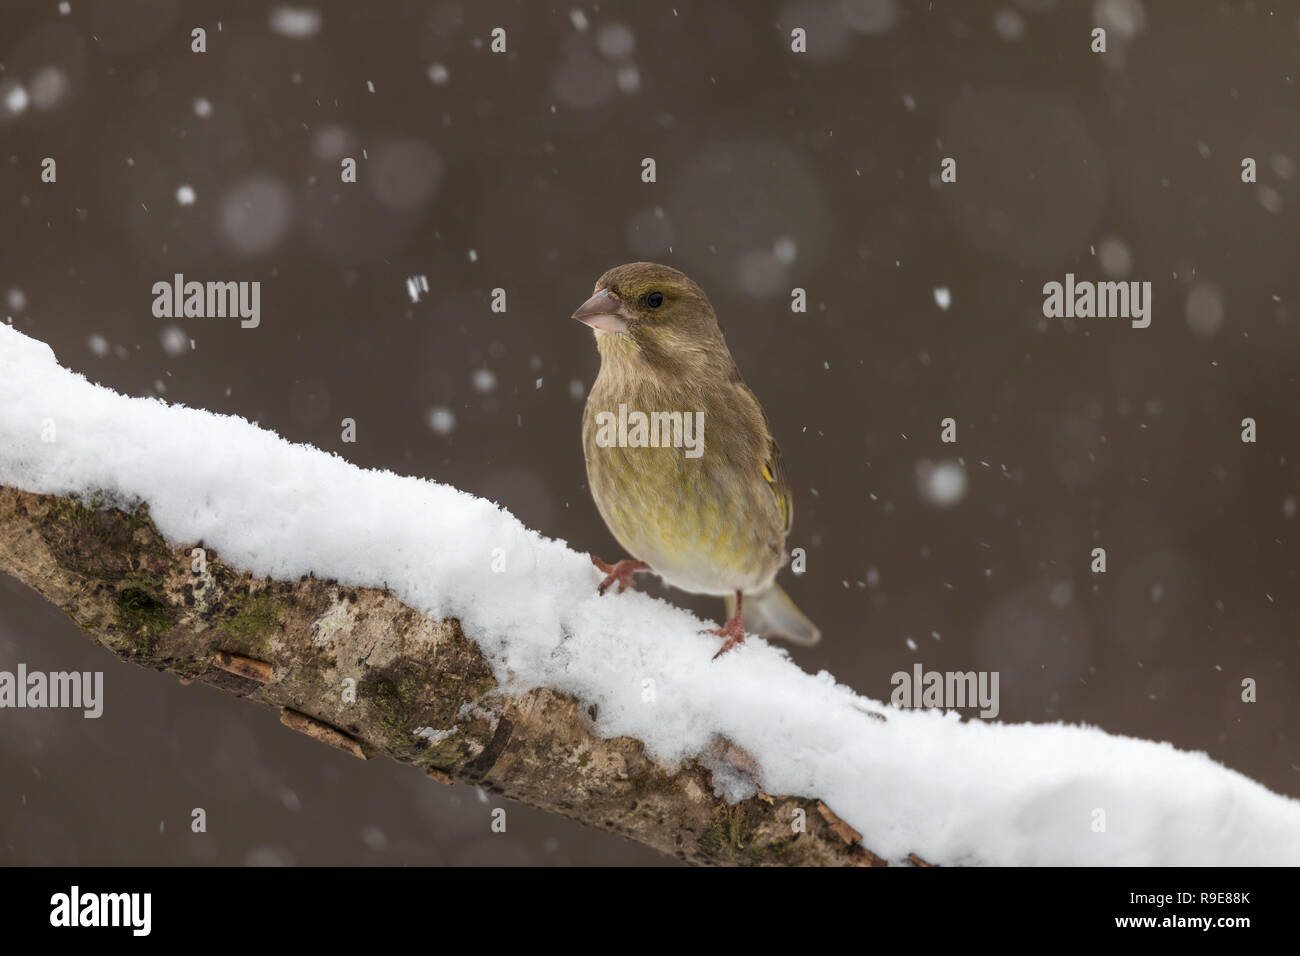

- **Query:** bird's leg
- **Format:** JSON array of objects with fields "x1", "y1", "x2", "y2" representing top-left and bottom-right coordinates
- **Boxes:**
[
  {"x1": 708, "y1": 591, "x2": 746, "y2": 659},
  {"x1": 591, "y1": 556, "x2": 650, "y2": 595}
]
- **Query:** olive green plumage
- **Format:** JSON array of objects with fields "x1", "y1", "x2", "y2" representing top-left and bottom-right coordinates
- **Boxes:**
[{"x1": 576, "y1": 262, "x2": 819, "y2": 647}]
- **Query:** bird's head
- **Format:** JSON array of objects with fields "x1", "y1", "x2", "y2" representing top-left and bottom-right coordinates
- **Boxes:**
[{"x1": 572, "y1": 262, "x2": 726, "y2": 371}]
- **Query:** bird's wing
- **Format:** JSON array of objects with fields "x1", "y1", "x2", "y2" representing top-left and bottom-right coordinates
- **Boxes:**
[
  {"x1": 729, "y1": 379, "x2": 793, "y2": 535},
  {"x1": 762, "y1": 435, "x2": 793, "y2": 534}
]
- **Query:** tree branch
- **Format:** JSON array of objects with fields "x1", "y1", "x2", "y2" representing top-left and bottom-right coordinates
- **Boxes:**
[{"x1": 0, "y1": 486, "x2": 890, "y2": 866}]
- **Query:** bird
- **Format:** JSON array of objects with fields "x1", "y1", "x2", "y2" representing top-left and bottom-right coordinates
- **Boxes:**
[{"x1": 573, "y1": 261, "x2": 820, "y2": 657}]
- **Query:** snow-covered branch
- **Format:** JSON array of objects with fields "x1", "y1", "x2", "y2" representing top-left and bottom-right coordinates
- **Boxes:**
[
  {"x1": 0, "y1": 486, "x2": 873, "y2": 865},
  {"x1": 1, "y1": 324, "x2": 1297, "y2": 866}
]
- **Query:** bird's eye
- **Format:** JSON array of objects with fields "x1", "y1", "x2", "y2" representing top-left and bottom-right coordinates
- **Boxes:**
[{"x1": 645, "y1": 291, "x2": 664, "y2": 309}]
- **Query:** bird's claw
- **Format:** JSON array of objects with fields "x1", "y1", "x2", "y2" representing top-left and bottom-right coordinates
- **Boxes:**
[
  {"x1": 706, "y1": 618, "x2": 747, "y2": 660},
  {"x1": 591, "y1": 556, "x2": 649, "y2": 595}
]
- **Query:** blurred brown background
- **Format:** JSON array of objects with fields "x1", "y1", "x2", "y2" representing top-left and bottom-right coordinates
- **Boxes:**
[{"x1": 1, "y1": 0, "x2": 1296, "y2": 865}]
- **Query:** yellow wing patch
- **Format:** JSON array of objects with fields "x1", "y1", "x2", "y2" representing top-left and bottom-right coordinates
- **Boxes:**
[{"x1": 762, "y1": 441, "x2": 792, "y2": 534}]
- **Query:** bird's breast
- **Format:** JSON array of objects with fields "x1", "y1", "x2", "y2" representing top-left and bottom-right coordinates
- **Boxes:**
[{"x1": 582, "y1": 388, "x2": 783, "y2": 595}]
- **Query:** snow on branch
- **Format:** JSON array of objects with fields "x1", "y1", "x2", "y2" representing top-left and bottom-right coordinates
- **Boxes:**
[{"x1": 0, "y1": 324, "x2": 1297, "y2": 866}]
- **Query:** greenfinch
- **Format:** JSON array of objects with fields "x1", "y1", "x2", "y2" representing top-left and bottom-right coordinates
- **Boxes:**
[{"x1": 574, "y1": 262, "x2": 820, "y2": 656}]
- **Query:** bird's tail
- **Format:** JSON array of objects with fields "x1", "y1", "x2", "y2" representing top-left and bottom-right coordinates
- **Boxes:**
[{"x1": 730, "y1": 583, "x2": 821, "y2": 647}]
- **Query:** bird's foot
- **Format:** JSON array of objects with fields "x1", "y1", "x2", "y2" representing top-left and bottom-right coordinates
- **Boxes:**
[
  {"x1": 591, "y1": 556, "x2": 650, "y2": 596},
  {"x1": 707, "y1": 599, "x2": 747, "y2": 660}
]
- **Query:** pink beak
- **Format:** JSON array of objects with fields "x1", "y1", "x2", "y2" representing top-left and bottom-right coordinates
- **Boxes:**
[{"x1": 572, "y1": 288, "x2": 631, "y2": 333}]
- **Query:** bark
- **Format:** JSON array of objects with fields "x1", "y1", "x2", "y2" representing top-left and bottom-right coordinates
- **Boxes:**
[{"x1": 0, "y1": 486, "x2": 898, "y2": 866}]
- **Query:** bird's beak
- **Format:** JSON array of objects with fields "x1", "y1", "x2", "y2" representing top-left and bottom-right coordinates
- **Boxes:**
[{"x1": 572, "y1": 288, "x2": 631, "y2": 334}]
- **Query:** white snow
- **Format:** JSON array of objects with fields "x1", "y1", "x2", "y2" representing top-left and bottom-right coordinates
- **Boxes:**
[
  {"x1": 405, "y1": 275, "x2": 429, "y2": 304},
  {"x1": 595, "y1": 23, "x2": 636, "y2": 60},
  {"x1": 1, "y1": 323, "x2": 1297, "y2": 865},
  {"x1": 268, "y1": 6, "x2": 322, "y2": 39},
  {"x1": 3, "y1": 83, "x2": 29, "y2": 116},
  {"x1": 29, "y1": 67, "x2": 70, "y2": 111},
  {"x1": 425, "y1": 406, "x2": 455, "y2": 436},
  {"x1": 159, "y1": 326, "x2": 189, "y2": 358},
  {"x1": 916, "y1": 459, "x2": 968, "y2": 507}
]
